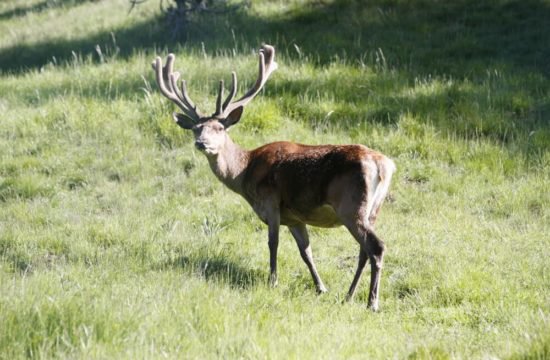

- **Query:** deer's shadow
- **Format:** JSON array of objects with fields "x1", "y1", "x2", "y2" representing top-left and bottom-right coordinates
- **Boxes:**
[{"x1": 163, "y1": 253, "x2": 264, "y2": 290}]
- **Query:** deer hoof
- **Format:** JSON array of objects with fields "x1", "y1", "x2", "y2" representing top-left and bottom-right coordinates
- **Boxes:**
[
  {"x1": 268, "y1": 274, "x2": 278, "y2": 288},
  {"x1": 368, "y1": 301, "x2": 379, "y2": 312}
]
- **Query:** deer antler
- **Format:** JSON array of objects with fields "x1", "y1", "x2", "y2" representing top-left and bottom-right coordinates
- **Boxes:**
[
  {"x1": 152, "y1": 54, "x2": 204, "y2": 123},
  {"x1": 152, "y1": 45, "x2": 277, "y2": 123},
  {"x1": 213, "y1": 44, "x2": 278, "y2": 118}
]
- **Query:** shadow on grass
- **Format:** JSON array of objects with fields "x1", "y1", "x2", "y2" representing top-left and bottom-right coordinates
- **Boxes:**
[
  {"x1": 1, "y1": 0, "x2": 549, "y2": 153},
  {"x1": 1, "y1": 0, "x2": 549, "y2": 76},
  {"x1": 164, "y1": 254, "x2": 264, "y2": 290},
  {"x1": 0, "y1": 0, "x2": 91, "y2": 21},
  {"x1": 0, "y1": 14, "x2": 163, "y2": 74}
]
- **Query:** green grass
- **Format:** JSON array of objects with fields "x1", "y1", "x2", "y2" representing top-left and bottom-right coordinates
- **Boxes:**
[{"x1": 1, "y1": 0, "x2": 549, "y2": 358}]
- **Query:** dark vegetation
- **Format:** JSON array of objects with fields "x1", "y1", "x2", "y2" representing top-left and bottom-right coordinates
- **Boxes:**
[
  {"x1": 2, "y1": 0, "x2": 549, "y2": 75},
  {"x1": 2, "y1": 0, "x2": 549, "y2": 154}
]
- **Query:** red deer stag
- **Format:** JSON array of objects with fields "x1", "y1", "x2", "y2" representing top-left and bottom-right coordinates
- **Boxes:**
[{"x1": 152, "y1": 45, "x2": 396, "y2": 310}]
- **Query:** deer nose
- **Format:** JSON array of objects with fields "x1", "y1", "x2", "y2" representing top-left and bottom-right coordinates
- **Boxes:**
[{"x1": 195, "y1": 141, "x2": 206, "y2": 150}]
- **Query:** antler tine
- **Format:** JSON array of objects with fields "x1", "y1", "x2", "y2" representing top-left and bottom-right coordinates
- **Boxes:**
[
  {"x1": 152, "y1": 57, "x2": 169, "y2": 96},
  {"x1": 253, "y1": 51, "x2": 266, "y2": 94},
  {"x1": 169, "y1": 71, "x2": 201, "y2": 116},
  {"x1": 164, "y1": 54, "x2": 176, "y2": 90},
  {"x1": 168, "y1": 71, "x2": 181, "y2": 96},
  {"x1": 152, "y1": 57, "x2": 182, "y2": 106},
  {"x1": 221, "y1": 45, "x2": 278, "y2": 118},
  {"x1": 152, "y1": 54, "x2": 202, "y2": 122},
  {"x1": 222, "y1": 72, "x2": 237, "y2": 112},
  {"x1": 258, "y1": 44, "x2": 278, "y2": 81},
  {"x1": 214, "y1": 80, "x2": 224, "y2": 116},
  {"x1": 180, "y1": 80, "x2": 197, "y2": 111}
]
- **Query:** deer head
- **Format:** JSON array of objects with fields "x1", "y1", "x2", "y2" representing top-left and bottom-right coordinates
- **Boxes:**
[{"x1": 152, "y1": 45, "x2": 278, "y2": 156}]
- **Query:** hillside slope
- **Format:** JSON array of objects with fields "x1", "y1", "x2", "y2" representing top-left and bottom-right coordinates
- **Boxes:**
[{"x1": 0, "y1": 0, "x2": 549, "y2": 358}]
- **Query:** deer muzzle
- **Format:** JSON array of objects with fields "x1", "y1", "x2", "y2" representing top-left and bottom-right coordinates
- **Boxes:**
[{"x1": 194, "y1": 141, "x2": 206, "y2": 151}]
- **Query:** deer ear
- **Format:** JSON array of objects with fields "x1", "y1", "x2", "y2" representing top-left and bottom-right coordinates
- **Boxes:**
[
  {"x1": 172, "y1": 112, "x2": 195, "y2": 129},
  {"x1": 221, "y1": 106, "x2": 244, "y2": 129}
]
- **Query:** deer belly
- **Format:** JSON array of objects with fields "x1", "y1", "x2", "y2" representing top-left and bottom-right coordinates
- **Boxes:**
[{"x1": 282, "y1": 205, "x2": 342, "y2": 228}]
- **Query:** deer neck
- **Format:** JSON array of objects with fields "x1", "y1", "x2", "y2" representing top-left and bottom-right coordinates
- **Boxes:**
[{"x1": 205, "y1": 135, "x2": 249, "y2": 194}]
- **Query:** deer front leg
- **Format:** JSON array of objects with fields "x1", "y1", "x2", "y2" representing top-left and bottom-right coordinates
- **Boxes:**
[
  {"x1": 289, "y1": 224, "x2": 327, "y2": 294},
  {"x1": 267, "y1": 213, "x2": 280, "y2": 288}
]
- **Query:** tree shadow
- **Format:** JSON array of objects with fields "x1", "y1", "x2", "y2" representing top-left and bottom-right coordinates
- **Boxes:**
[
  {"x1": 1, "y1": 0, "x2": 549, "y2": 153},
  {"x1": 0, "y1": 15, "x2": 161, "y2": 74},
  {"x1": 162, "y1": 253, "x2": 264, "y2": 290},
  {"x1": 1, "y1": 0, "x2": 549, "y2": 76},
  {"x1": 0, "y1": 0, "x2": 91, "y2": 21}
]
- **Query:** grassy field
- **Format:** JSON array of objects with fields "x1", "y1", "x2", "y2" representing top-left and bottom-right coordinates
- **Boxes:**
[{"x1": 1, "y1": 0, "x2": 549, "y2": 358}]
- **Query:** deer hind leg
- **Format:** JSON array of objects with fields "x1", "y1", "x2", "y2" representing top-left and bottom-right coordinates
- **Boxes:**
[
  {"x1": 357, "y1": 157, "x2": 394, "y2": 309},
  {"x1": 344, "y1": 221, "x2": 385, "y2": 311},
  {"x1": 334, "y1": 174, "x2": 388, "y2": 310},
  {"x1": 289, "y1": 224, "x2": 328, "y2": 294},
  {"x1": 365, "y1": 229, "x2": 385, "y2": 311}
]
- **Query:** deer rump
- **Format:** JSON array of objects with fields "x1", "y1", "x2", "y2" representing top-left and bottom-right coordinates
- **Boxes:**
[{"x1": 242, "y1": 141, "x2": 384, "y2": 228}]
